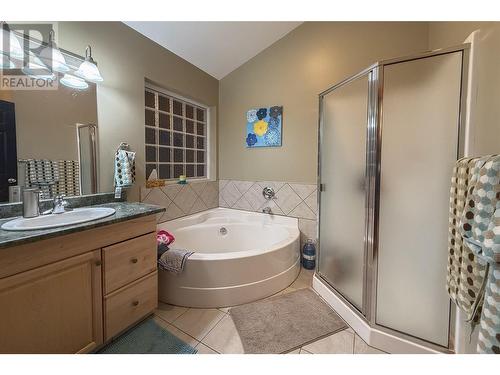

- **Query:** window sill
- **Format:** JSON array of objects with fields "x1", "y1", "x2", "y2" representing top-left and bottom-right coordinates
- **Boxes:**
[{"x1": 145, "y1": 177, "x2": 216, "y2": 188}]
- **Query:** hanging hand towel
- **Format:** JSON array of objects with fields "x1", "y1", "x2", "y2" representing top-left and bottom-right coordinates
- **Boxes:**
[
  {"x1": 446, "y1": 156, "x2": 488, "y2": 323},
  {"x1": 25, "y1": 159, "x2": 60, "y2": 199},
  {"x1": 114, "y1": 149, "x2": 136, "y2": 188},
  {"x1": 459, "y1": 155, "x2": 500, "y2": 354}
]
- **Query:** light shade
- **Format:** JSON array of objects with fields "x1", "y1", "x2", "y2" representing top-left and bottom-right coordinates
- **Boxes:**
[
  {"x1": 60, "y1": 73, "x2": 89, "y2": 90},
  {"x1": 39, "y1": 45, "x2": 69, "y2": 73},
  {"x1": 39, "y1": 30, "x2": 69, "y2": 73},
  {"x1": 75, "y1": 45, "x2": 103, "y2": 82},
  {"x1": 0, "y1": 27, "x2": 24, "y2": 60},
  {"x1": 75, "y1": 60, "x2": 103, "y2": 82},
  {"x1": 21, "y1": 52, "x2": 56, "y2": 81}
]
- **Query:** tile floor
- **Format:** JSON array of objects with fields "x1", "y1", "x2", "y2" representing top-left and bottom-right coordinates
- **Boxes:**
[{"x1": 153, "y1": 268, "x2": 387, "y2": 354}]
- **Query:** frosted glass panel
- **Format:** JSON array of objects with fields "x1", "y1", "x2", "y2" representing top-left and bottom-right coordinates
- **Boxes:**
[
  {"x1": 376, "y1": 52, "x2": 462, "y2": 345},
  {"x1": 319, "y1": 75, "x2": 369, "y2": 311},
  {"x1": 78, "y1": 125, "x2": 97, "y2": 196}
]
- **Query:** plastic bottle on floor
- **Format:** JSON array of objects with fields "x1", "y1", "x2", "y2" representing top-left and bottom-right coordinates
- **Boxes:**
[{"x1": 302, "y1": 239, "x2": 316, "y2": 270}]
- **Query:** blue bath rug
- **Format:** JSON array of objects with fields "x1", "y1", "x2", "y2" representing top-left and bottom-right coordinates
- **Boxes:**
[{"x1": 98, "y1": 318, "x2": 197, "y2": 354}]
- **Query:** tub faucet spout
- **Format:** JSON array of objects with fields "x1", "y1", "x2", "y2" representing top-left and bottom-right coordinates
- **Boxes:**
[{"x1": 262, "y1": 207, "x2": 272, "y2": 214}]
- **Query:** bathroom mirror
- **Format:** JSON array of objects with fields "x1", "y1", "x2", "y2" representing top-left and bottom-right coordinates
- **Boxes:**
[{"x1": 0, "y1": 72, "x2": 99, "y2": 204}]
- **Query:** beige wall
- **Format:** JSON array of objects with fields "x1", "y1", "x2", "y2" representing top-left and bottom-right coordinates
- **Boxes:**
[
  {"x1": 428, "y1": 21, "x2": 491, "y2": 49},
  {"x1": 429, "y1": 22, "x2": 500, "y2": 157},
  {"x1": 0, "y1": 79, "x2": 97, "y2": 162},
  {"x1": 58, "y1": 22, "x2": 219, "y2": 201},
  {"x1": 47, "y1": 21, "x2": 498, "y2": 199},
  {"x1": 218, "y1": 22, "x2": 429, "y2": 183}
]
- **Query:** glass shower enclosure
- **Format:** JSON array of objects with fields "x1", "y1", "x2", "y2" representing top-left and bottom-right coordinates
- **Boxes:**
[{"x1": 317, "y1": 45, "x2": 469, "y2": 350}]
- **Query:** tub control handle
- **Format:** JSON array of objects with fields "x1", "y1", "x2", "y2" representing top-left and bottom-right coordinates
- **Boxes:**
[
  {"x1": 132, "y1": 300, "x2": 139, "y2": 307},
  {"x1": 262, "y1": 187, "x2": 275, "y2": 200},
  {"x1": 131, "y1": 258, "x2": 138, "y2": 264}
]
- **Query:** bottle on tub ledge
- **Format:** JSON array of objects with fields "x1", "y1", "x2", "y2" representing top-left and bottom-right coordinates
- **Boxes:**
[
  {"x1": 177, "y1": 175, "x2": 187, "y2": 185},
  {"x1": 302, "y1": 238, "x2": 316, "y2": 270}
]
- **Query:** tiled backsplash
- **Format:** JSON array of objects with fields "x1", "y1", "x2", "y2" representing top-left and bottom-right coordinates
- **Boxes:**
[
  {"x1": 140, "y1": 179, "x2": 318, "y2": 245},
  {"x1": 140, "y1": 180, "x2": 218, "y2": 223},
  {"x1": 219, "y1": 179, "x2": 318, "y2": 245}
]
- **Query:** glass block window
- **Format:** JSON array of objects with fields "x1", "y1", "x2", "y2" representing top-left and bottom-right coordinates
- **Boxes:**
[{"x1": 145, "y1": 87, "x2": 207, "y2": 180}]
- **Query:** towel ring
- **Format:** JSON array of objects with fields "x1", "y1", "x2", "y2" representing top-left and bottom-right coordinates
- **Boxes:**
[{"x1": 117, "y1": 142, "x2": 130, "y2": 151}]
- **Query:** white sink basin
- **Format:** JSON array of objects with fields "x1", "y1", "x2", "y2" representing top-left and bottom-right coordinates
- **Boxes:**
[{"x1": 1, "y1": 207, "x2": 116, "y2": 231}]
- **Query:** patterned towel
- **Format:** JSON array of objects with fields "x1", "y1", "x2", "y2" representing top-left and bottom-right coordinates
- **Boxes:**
[
  {"x1": 25, "y1": 159, "x2": 80, "y2": 199},
  {"x1": 459, "y1": 155, "x2": 500, "y2": 354},
  {"x1": 447, "y1": 156, "x2": 488, "y2": 322},
  {"x1": 114, "y1": 149, "x2": 136, "y2": 188},
  {"x1": 158, "y1": 249, "x2": 194, "y2": 274}
]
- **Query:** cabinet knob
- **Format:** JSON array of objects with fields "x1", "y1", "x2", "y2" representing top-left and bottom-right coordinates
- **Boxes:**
[
  {"x1": 131, "y1": 258, "x2": 138, "y2": 264},
  {"x1": 95, "y1": 260, "x2": 102, "y2": 266},
  {"x1": 132, "y1": 300, "x2": 139, "y2": 307}
]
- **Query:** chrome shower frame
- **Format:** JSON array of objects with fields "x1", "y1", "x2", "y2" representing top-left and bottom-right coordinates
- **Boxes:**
[
  {"x1": 76, "y1": 123, "x2": 99, "y2": 195},
  {"x1": 316, "y1": 44, "x2": 470, "y2": 353}
]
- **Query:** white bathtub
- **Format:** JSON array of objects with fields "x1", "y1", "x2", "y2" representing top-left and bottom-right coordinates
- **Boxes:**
[{"x1": 157, "y1": 208, "x2": 301, "y2": 308}]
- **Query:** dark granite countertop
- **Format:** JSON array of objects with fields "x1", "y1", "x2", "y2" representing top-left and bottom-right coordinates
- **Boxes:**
[{"x1": 0, "y1": 202, "x2": 164, "y2": 249}]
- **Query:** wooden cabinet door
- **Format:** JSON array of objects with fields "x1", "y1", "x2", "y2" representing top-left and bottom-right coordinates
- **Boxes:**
[{"x1": 0, "y1": 250, "x2": 103, "y2": 353}]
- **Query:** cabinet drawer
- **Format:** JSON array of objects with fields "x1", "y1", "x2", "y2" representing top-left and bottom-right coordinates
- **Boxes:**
[
  {"x1": 103, "y1": 232, "x2": 157, "y2": 294},
  {"x1": 104, "y1": 271, "x2": 158, "y2": 340}
]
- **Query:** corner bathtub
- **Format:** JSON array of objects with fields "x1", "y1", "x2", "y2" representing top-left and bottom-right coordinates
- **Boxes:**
[{"x1": 157, "y1": 208, "x2": 300, "y2": 308}]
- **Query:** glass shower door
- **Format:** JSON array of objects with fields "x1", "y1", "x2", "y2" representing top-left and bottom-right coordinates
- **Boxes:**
[
  {"x1": 376, "y1": 52, "x2": 463, "y2": 346},
  {"x1": 317, "y1": 45, "x2": 468, "y2": 350},
  {"x1": 318, "y1": 73, "x2": 370, "y2": 312}
]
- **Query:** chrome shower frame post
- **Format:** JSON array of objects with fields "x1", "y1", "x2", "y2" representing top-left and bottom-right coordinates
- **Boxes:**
[
  {"x1": 364, "y1": 66, "x2": 381, "y2": 323},
  {"x1": 316, "y1": 43, "x2": 470, "y2": 353},
  {"x1": 76, "y1": 123, "x2": 99, "y2": 195}
]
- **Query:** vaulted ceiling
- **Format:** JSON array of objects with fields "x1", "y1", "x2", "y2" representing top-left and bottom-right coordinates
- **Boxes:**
[{"x1": 124, "y1": 22, "x2": 302, "y2": 79}]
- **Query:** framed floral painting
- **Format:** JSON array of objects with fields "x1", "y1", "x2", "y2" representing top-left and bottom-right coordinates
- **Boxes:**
[{"x1": 245, "y1": 106, "x2": 283, "y2": 148}]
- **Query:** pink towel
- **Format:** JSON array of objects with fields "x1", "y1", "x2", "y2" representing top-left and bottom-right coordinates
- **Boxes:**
[{"x1": 157, "y1": 230, "x2": 175, "y2": 246}]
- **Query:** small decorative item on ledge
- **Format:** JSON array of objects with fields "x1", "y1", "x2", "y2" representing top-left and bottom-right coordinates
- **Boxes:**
[
  {"x1": 178, "y1": 175, "x2": 187, "y2": 185},
  {"x1": 145, "y1": 179, "x2": 165, "y2": 188},
  {"x1": 146, "y1": 168, "x2": 165, "y2": 188}
]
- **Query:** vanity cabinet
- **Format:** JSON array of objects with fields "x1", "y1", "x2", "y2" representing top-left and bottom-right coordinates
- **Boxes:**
[
  {"x1": 0, "y1": 250, "x2": 103, "y2": 354},
  {"x1": 0, "y1": 214, "x2": 158, "y2": 354},
  {"x1": 102, "y1": 232, "x2": 158, "y2": 340}
]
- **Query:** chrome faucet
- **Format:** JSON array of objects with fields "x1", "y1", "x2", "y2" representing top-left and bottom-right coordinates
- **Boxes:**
[
  {"x1": 52, "y1": 195, "x2": 70, "y2": 214},
  {"x1": 41, "y1": 194, "x2": 71, "y2": 215},
  {"x1": 262, "y1": 206, "x2": 272, "y2": 214}
]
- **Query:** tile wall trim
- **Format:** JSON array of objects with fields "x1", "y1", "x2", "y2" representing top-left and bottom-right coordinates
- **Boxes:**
[
  {"x1": 140, "y1": 180, "x2": 218, "y2": 223},
  {"x1": 219, "y1": 179, "x2": 318, "y2": 243},
  {"x1": 219, "y1": 179, "x2": 317, "y2": 219}
]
